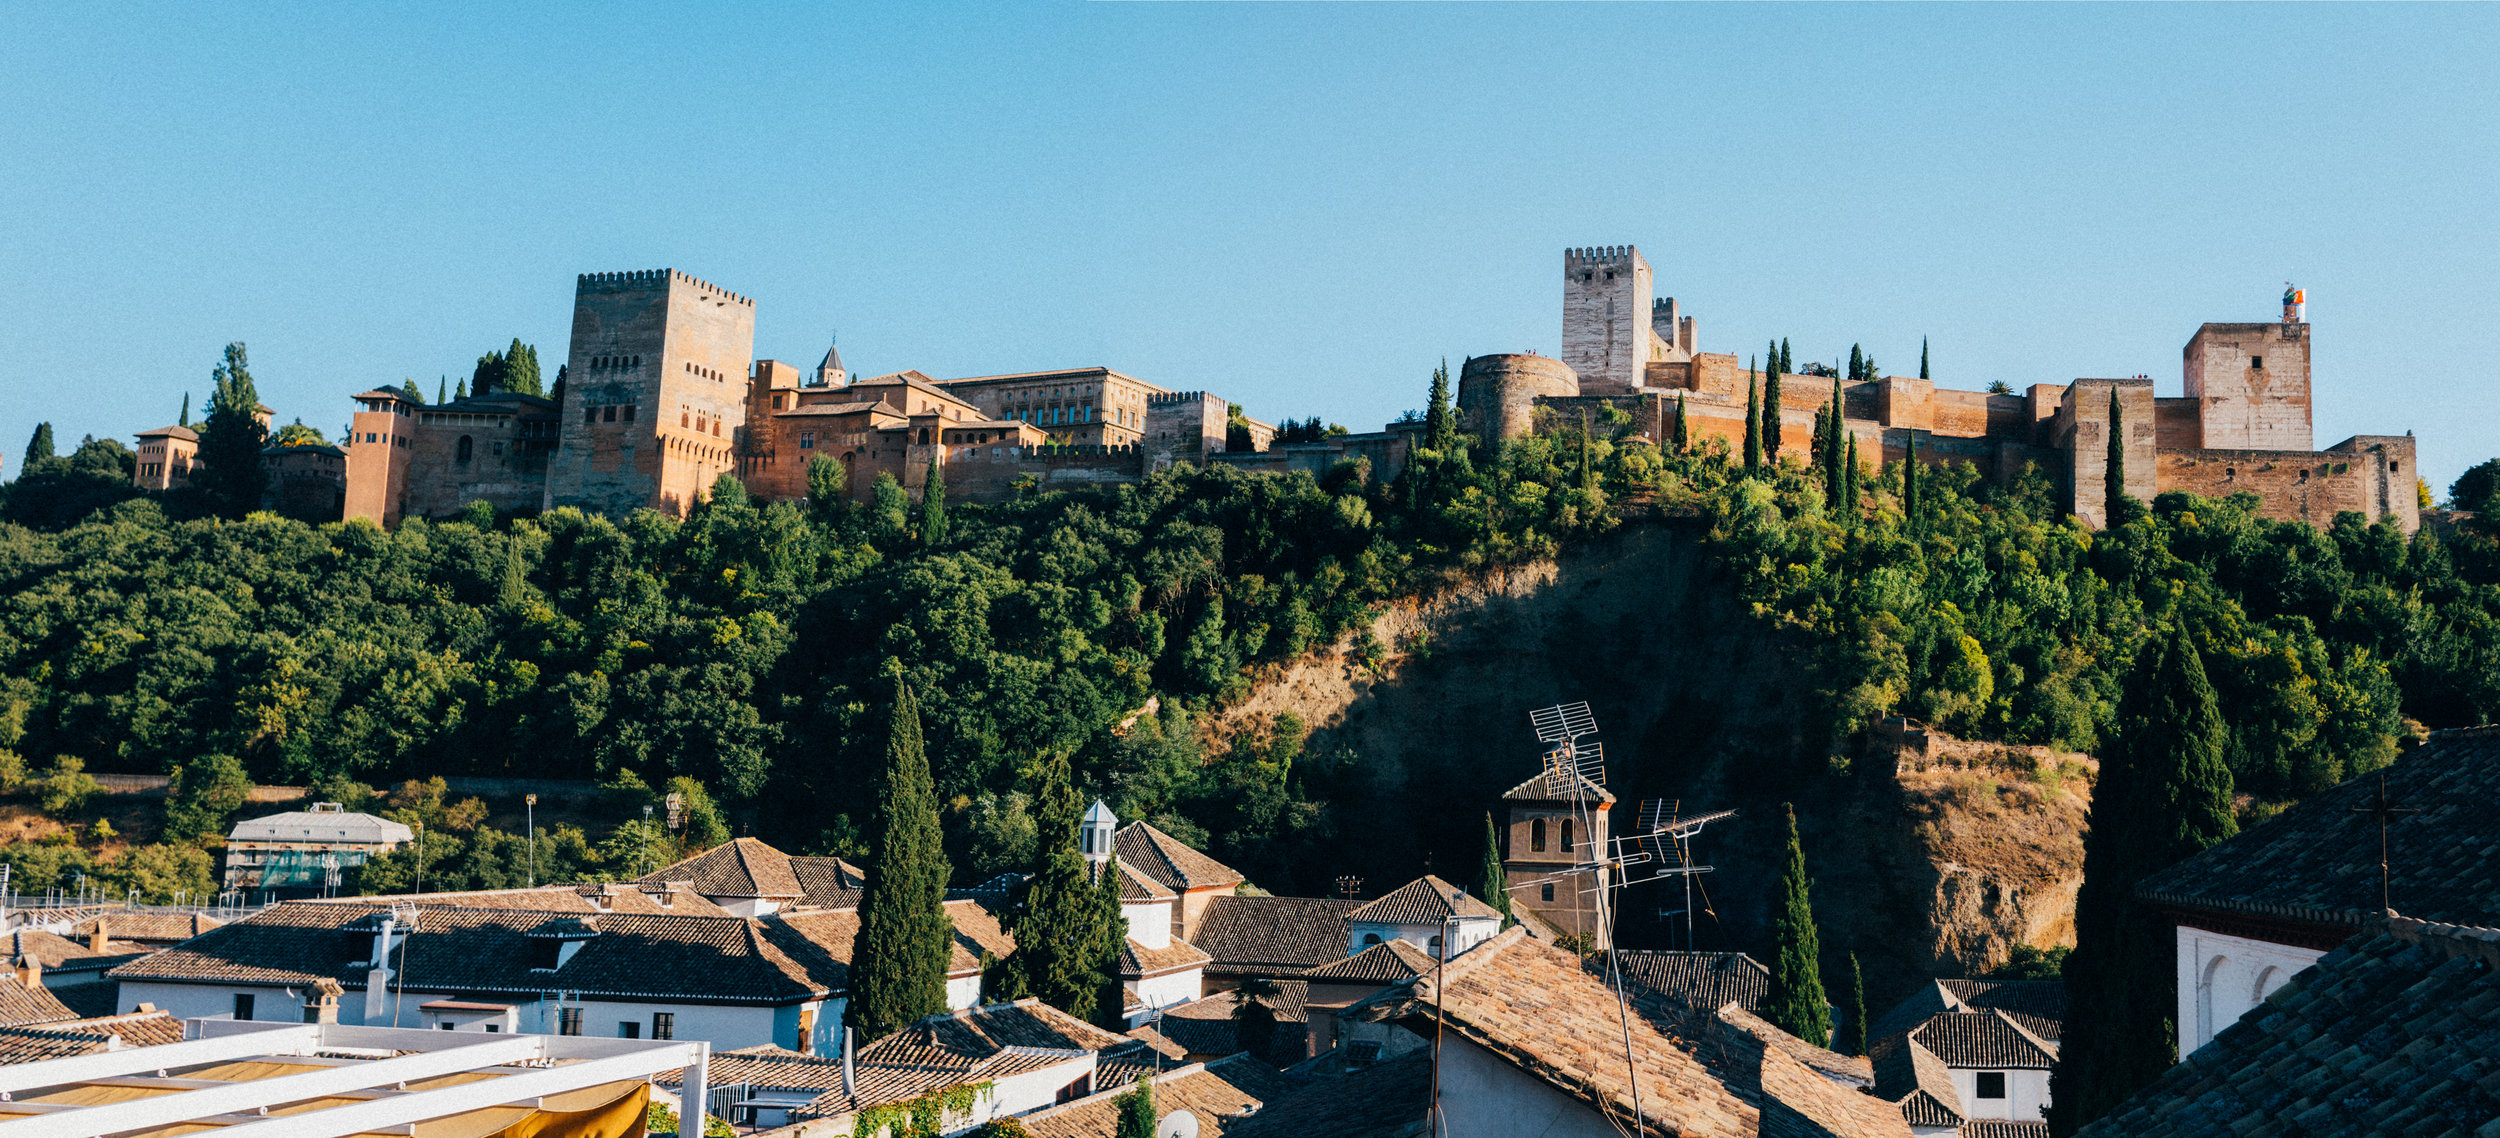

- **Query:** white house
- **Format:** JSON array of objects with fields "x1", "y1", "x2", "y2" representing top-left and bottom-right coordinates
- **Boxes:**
[
  {"x1": 1868, "y1": 978, "x2": 2064, "y2": 1133},
  {"x1": 223, "y1": 803, "x2": 415, "y2": 891},
  {"x1": 1342, "y1": 875, "x2": 1503, "y2": 960},
  {"x1": 1081, "y1": 801, "x2": 1215, "y2": 1026},
  {"x1": 2132, "y1": 724, "x2": 2500, "y2": 1057}
]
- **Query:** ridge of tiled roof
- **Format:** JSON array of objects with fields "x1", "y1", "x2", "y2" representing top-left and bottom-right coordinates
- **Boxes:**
[
  {"x1": 1613, "y1": 950, "x2": 1771, "y2": 1017},
  {"x1": 1346, "y1": 876, "x2": 1502, "y2": 925},
  {"x1": 2133, "y1": 726, "x2": 2500, "y2": 929},
  {"x1": 1349, "y1": 927, "x2": 1759, "y2": 1137},
  {"x1": 639, "y1": 837, "x2": 806, "y2": 900},
  {"x1": 110, "y1": 901, "x2": 841, "y2": 1002},
  {"x1": 1151, "y1": 983, "x2": 1310, "y2": 1058},
  {"x1": 1500, "y1": 766, "x2": 1617, "y2": 805},
  {"x1": 1961, "y1": 1123, "x2": 2051, "y2": 1138},
  {"x1": 4, "y1": 929, "x2": 147, "y2": 968},
  {"x1": 1111, "y1": 858, "x2": 1177, "y2": 901},
  {"x1": 1871, "y1": 1033, "x2": 1964, "y2": 1130},
  {"x1": 857, "y1": 997, "x2": 1131, "y2": 1066},
  {"x1": 1021, "y1": 1055, "x2": 1282, "y2": 1138},
  {"x1": 0, "y1": 973, "x2": 75, "y2": 1028},
  {"x1": 27, "y1": 1008, "x2": 184, "y2": 1048},
  {"x1": 295, "y1": 883, "x2": 729, "y2": 916},
  {"x1": 2078, "y1": 913, "x2": 2500, "y2": 1136},
  {"x1": 1301, "y1": 939, "x2": 1437, "y2": 982},
  {"x1": 1696, "y1": 1005, "x2": 1905, "y2": 1137},
  {"x1": 1118, "y1": 936, "x2": 1212, "y2": 978},
  {"x1": 1195, "y1": 896, "x2": 1361, "y2": 974},
  {"x1": 1935, "y1": 978, "x2": 2064, "y2": 1041},
  {"x1": 787, "y1": 856, "x2": 867, "y2": 908},
  {"x1": 1708, "y1": 1004, "x2": 1876, "y2": 1089},
  {"x1": 68, "y1": 912, "x2": 223, "y2": 942},
  {"x1": 1112, "y1": 822, "x2": 1244, "y2": 892},
  {"x1": 766, "y1": 898, "x2": 1014, "y2": 981},
  {"x1": 1910, "y1": 1009, "x2": 2056, "y2": 1069}
]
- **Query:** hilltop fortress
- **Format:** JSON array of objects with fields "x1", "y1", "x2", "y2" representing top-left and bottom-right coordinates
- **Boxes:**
[
  {"x1": 1452, "y1": 245, "x2": 2419, "y2": 532},
  {"x1": 246, "y1": 249, "x2": 2411, "y2": 530}
]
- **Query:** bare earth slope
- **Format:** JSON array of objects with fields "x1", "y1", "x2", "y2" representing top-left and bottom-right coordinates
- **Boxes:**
[{"x1": 1210, "y1": 520, "x2": 2085, "y2": 1004}]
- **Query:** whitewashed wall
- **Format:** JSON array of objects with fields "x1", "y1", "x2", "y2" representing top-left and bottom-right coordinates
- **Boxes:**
[{"x1": 2173, "y1": 924, "x2": 2324, "y2": 1054}]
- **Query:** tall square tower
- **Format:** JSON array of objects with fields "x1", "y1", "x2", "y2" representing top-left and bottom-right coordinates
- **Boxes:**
[
  {"x1": 547, "y1": 269, "x2": 757, "y2": 517},
  {"x1": 2183, "y1": 314, "x2": 2311, "y2": 451},
  {"x1": 1562, "y1": 246, "x2": 1655, "y2": 394}
]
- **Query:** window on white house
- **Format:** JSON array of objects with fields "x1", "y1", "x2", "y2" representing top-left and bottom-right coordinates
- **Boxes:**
[
  {"x1": 619, "y1": 1021, "x2": 639, "y2": 1039},
  {"x1": 1975, "y1": 1072, "x2": 2006, "y2": 1099},
  {"x1": 1362, "y1": 933, "x2": 1381, "y2": 947},
  {"x1": 1541, "y1": 883, "x2": 1555, "y2": 902},
  {"x1": 234, "y1": 993, "x2": 255, "y2": 1020},
  {"x1": 652, "y1": 1013, "x2": 674, "y2": 1040}
]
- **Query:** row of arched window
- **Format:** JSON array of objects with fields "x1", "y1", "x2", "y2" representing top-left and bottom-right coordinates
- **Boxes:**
[{"x1": 1528, "y1": 817, "x2": 1575, "y2": 853}]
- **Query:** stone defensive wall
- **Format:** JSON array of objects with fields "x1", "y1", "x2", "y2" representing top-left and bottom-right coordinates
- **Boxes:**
[
  {"x1": 939, "y1": 442, "x2": 1146, "y2": 501},
  {"x1": 1458, "y1": 353, "x2": 1580, "y2": 445},
  {"x1": 2156, "y1": 432, "x2": 2418, "y2": 531}
]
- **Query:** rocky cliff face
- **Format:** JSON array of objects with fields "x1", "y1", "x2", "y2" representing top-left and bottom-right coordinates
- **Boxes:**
[{"x1": 1209, "y1": 521, "x2": 2087, "y2": 1004}]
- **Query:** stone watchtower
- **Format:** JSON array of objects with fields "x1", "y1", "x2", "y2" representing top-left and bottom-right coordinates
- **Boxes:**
[
  {"x1": 1457, "y1": 354, "x2": 1579, "y2": 448},
  {"x1": 1561, "y1": 246, "x2": 1657, "y2": 394},
  {"x1": 2181, "y1": 287, "x2": 2312, "y2": 451},
  {"x1": 546, "y1": 269, "x2": 757, "y2": 518},
  {"x1": 1499, "y1": 767, "x2": 1615, "y2": 950}
]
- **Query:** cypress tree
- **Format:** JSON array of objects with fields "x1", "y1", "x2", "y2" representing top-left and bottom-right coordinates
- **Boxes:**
[
  {"x1": 1671, "y1": 396, "x2": 1689, "y2": 454},
  {"x1": 1425, "y1": 359, "x2": 1458, "y2": 454},
  {"x1": 1762, "y1": 344, "x2": 1784, "y2": 465},
  {"x1": 1846, "y1": 953, "x2": 1869, "y2": 1057},
  {"x1": 503, "y1": 339, "x2": 542, "y2": 396},
  {"x1": 1003, "y1": 753, "x2": 1122, "y2": 1022},
  {"x1": 918, "y1": 458, "x2": 948, "y2": 546},
  {"x1": 1232, "y1": 975, "x2": 1282, "y2": 1061},
  {"x1": 1824, "y1": 377, "x2": 1847, "y2": 507},
  {"x1": 1843, "y1": 433, "x2": 1861, "y2": 518},
  {"x1": 1779, "y1": 338, "x2": 1793, "y2": 375},
  {"x1": 455, "y1": 378, "x2": 468, "y2": 399},
  {"x1": 2103, "y1": 387, "x2": 2129, "y2": 527},
  {"x1": 846, "y1": 676, "x2": 956, "y2": 1038},
  {"x1": 197, "y1": 343, "x2": 268, "y2": 516},
  {"x1": 23, "y1": 423, "x2": 54, "y2": 467},
  {"x1": 1477, "y1": 812, "x2": 1512, "y2": 921},
  {"x1": 178, "y1": 394, "x2": 191, "y2": 427},
  {"x1": 2049, "y1": 623, "x2": 2236, "y2": 1134},
  {"x1": 471, "y1": 349, "x2": 503, "y2": 396},
  {"x1": 1903, "y1": 433, "x2": 1922, "y2": 524},
  {"x1": 437, "y1": 377, "x2": 447, "y2": 405},
  {"x1": 1743, "y1": 365, "x2": 1763, "y2": 472},
  {"x1": 1848, "y1": 344, "x2": 1864, "y2": 383},
  {"x1": 1920, "y1": 337, "x2": 1930, "y2": 380},
  {"x1": 1764, "y1": 803, "x2": 1832, "y2": 1046}
]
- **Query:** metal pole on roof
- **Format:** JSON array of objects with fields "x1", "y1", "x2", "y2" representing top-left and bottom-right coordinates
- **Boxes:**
[{"x1": 526, "y1": 795, "x2": 537, "y2": 889}]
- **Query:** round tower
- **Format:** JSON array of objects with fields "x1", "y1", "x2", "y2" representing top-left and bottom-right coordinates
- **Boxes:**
[{"x1": 1458, "y1": 354, "x2": 1580, "y2": 447}]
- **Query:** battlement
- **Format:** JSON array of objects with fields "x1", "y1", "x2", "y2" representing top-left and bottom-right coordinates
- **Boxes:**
[
  {"x1": 1564, "y1": 245, "x2": 1639, "y2": 271},
  {"x1": 574, "y1": 268, "x2": 754, "y2": 307},
  {"x1": 1145, "y1": 390, "x2": 1221, "y2": 405}
]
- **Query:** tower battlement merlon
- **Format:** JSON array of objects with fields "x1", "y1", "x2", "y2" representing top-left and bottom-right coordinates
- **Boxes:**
[{"x1": 1564, "y1": 245, "x2": 1639, "y2": 270}]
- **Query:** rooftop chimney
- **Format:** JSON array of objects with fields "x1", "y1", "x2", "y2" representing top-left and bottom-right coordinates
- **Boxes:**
[{"x1": 90, "y1": 918, "x2": 108, "y2": 954}]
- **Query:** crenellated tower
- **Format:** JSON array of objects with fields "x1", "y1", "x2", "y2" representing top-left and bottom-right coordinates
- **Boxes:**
[
  {"x1": 1561, "y1": 246, "x2": 1656, "y2": 393},
  {"x1": 546, "y1": 269, "x2": 757, "y2": 518}
]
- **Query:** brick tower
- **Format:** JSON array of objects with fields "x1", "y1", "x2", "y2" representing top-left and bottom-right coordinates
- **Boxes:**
[
  {"x1": 546, "y1": 270, "x2": 757, "y2": 517},
  {"x1": 2181, "y1": 289, "x2": 2313, "y2": 451},
  {"x1": 1561, "y1": 246, "x2": 1656, "y2": 394},
  {"x1": 1500, "y1": 767, "x2": 1616, "y2": 950}
]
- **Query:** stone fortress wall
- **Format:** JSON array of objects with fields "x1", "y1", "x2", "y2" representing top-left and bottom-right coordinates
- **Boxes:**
[{"x1": 1458, "y1": 245, "x2": 2420, "y2": 534}]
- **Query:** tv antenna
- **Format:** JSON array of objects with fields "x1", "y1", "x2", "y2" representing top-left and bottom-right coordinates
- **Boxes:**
[{"x1": 1496, "y1": 702, "x2": 1736, "y2": 1137}]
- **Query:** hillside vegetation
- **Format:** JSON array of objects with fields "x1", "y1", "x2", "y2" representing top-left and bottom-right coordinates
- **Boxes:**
[{"x1": 2, "y1": 382, "x2": 2498, "y2": 923}]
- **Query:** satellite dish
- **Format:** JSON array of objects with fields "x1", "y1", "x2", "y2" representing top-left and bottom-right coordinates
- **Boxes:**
[{"x1": 1155, "y1": 1110, "x2": 1201, "y2": 1138}]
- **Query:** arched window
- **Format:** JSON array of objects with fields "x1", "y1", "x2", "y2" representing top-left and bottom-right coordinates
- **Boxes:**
[
  {"x1": 1561, "y1": 818, "x2": 1575, "y2": 853},
  {"x1": 2252, "y1": 965, "x2": 2284, "y2": 1005},
  {"x1": 918, "y1": 428, "x2": 930, "y2": 445},
  {"x1": 1531, "y1": 819, "x2": 1546, "y2": 853},
  {"x1": 1427, "y1": 935, "x2": 1443, "y2": 958},
  {"x1": 2198, "y1": 954, "x2": 2229, "y2": 1047},
  {"x1": 456, "y1": 436, "x2": 473, "y2": 463},
  {"x1": 1362, "y1": 933, "x2": 1381, "y2": 947}
]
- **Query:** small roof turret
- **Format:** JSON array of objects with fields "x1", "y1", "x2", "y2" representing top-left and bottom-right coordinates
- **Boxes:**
[{"x1": 815, "y1": 334, "x2": 846, "y2": 386}]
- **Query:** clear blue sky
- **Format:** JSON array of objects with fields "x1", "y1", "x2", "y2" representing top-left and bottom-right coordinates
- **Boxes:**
[{"x1": 5, "y1": 4, "x2": 2496, "y2": 493}]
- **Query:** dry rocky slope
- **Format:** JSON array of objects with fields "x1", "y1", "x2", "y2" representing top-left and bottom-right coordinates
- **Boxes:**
[{"x1": 1212, "y1": 521, "x2": 2087, "y2": 1002}]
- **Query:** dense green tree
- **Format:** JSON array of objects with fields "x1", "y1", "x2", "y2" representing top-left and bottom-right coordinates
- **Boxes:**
[
  {"x1": 2451, "y1": 458, "x2": 2500, "y2": 515},
  {"x1": 1902, "y1": 435, "x2": 1921, "y2": 524},
  {"x1": 1764, "y1": 804, "x2": 1831, "y2": 1046},
  {"x1": 846, "y1": 677, "x2": 956, "y2": 1037},
  {"x1": 196, "y1": 343, "x2": 269, "y2": 515},
  {"x1": 1231, "y1": 974, "x2": 1282, "y2": 1061},
  {"x1": 1113, "y1": 1077, "x2": 1154, "y2": 1138},
  {"x1": 1842, "y1": 433, "x2": 1861, "y2": 518},
  {"x1": 1426, "y1": 360, "x2": 1458, "y2": 453},
  {"x1": 871, "y1": 473, "x2": 911, "y2": 548},
  {"x1": 1476, "y1": 811, "x2": 1511, "y2": 920},
  {"x1": 1847, "y1": 344, "x2": 1864, "y2": 383},
  {"x1": 503, "y1": 340, "x2": 543, "y2": 396},
  {"x1": 164, "y1": 752, "x2": 253, "y2": 843},
  {"x1": 2049, "y1": 623, "x2": 2236, "y2": 1135},
  {"x1": 807, "y1": 455, "x2": 848, "y2": 525},
  {"x1": 1671, "y1": 396, "x2": 1689, "y2": 453},
  {"x1": 23, "y1": 423, "x2": 54, "y2": 469},
  {"x1": 1000, "y1": 753, "x2": 1121, "y2": 1021}
]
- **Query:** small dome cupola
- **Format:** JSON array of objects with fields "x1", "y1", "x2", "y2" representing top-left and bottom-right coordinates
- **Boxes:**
[{"x1": 1081, "y1": 799, "x2": 1117, "y2": 865}]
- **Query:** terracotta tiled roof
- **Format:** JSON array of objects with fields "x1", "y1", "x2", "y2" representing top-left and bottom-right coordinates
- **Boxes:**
[
  {"x1": 4, "y1": 929, "x2": 148, "y2": 970},
  {"x1": 0, "y1": 1029, "x2": 108, "y2": 1064},
  {"x1": 1300, "y1": 940, "x2": 1436, "y2": 982},
  {"x1": 638, "y1": 837, "x2": 805, "y2": 900},
  {"x1": 0, "y1": 1008, "x2": 186, "y2": 1059},
  {"x1": 1869, "y1": 978, "x2": 2064, "y2": 1045},
  {"x1": 857, "y1": 998, "x2": 1131, "y2": 1065},
  {"x1": 1960, "y1": 1123, "x2": 2050, "y2": 1138},
  {"x1": 1121, "y1": 1026, "x2": 1189, "y2": 1060},
  {"x1": 2134, "y1": 725, "x2": 2500, "y2": 930},
  {"x1": 1194, "y1": 896, "x2": 1361, "y2": 975},
  {"x1": 136, "y1": 425, "x2": 199, "y2": 441},
  {"x1": 1112, "y1": 823, "x2": 1244, "y2": 892},
  {"x1": 1021, "y1": 1055, "x2": 1283, "y2": 1138},
  {"x1": 1708, "y1": 1004, "x2": 1876, "y2": 1089},
  {"x1": 109, "y1": 901, "x2": 839, "y2": 1002},
  {"x1": 1222, "y1": 1050, "x2": 1431, "y2": 1138},
  {"x1": 767, "y1": 897, "x2": 1014, "y2": 981},
  {"x1": 1118, "y1": 936, "x2": 1211, "y2": 979},
  {"x1": 1871, "y1": 1032, "x2": 1964, "y2": 1130},
  {"x1": 1696, "y1": 1006, "x2": 1906, "y2": 1138},
  {"x1": 1910, "y1": 1010, "x2": 2056, "y2": 1069},
  {"x1": 1614, "y1": 950, "x2": 1770, "y2": 1017},
  {"x1": 2077, "y1": 914, "x2": 2500, "y2": 1136},
  {"x1": 788, "y1": 857, "x2": 867, "y2": 908},
  {"x1": 68, "y1": 912, "x2": 222, "y2": 944},
  {"x1": 1112, "y1": 859, "x2": 1176, "y2": 901},
  {"x1": 1345, "y1": 876, "x2": 1502, "y2": 925},
  {"x1": 704, "y1": 1046, "x2": 857, "y2": 1092},
  {"x1": 1500, "y1": 767, "x2": 1616, "y2": 804},
  {"x1": 1151, "y1": 982, "x2": 1308, "y2": 1057},
  {"x1": 1348, "y1": 928, "x2": 1759, "y2": 1137},
  {"x1": 297, "y1": 883, "x2": 729, "y2": 916},
  {"x1": 0, "y1": 974, "x2": 76, "y2": 1027}
]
